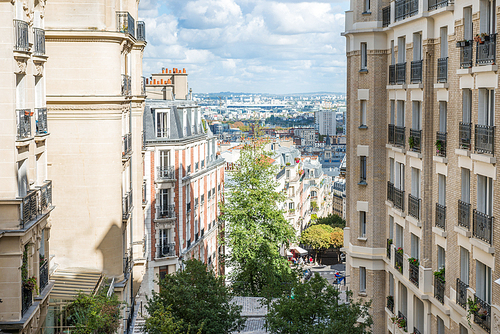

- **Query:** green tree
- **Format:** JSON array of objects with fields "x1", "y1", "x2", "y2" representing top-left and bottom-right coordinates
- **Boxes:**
[
  {"x1": 300, "y1": 224, "x2": 333, "y2": 263},
  {"x1": 64, "y1": 290, "x2": 121, "y2": 334},
  {"x1": 145, "y1": 259, "x2": 244, "y2": 334},
  {"x1": 220, "y1": 143, "x2": 297, "y2": 297},
  {"x1": 143, "y1": 304, "x2": 202, "y2": 334},
  {"x1": 265, "y1": 273, "x2": 373, "y2": 334},
  {"x1": 316, "y1": 213, "x2": 346, "y2": 229}
]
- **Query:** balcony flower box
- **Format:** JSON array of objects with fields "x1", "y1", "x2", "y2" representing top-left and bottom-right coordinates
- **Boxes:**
[
  {"x1": 408, "y1": 257, "x2": 419, "y2": 266},
  {"x1": 456, "y1": 40, "x2": 471, "y2": 47}
]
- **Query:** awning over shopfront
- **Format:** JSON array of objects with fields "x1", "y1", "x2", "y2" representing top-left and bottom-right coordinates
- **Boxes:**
[{"x1": 290, "y1": 246, "x2": 308, "y2": 255}]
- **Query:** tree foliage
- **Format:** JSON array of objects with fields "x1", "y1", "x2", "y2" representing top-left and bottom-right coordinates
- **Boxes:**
[
  {"x1": 265, "y1": 273, "x2": 373, "y2": 334},
  {"x1": 300, "y1": 225, "x2": 343, "y2": 263},
  {"x1": 145, "y1": 259, "x2": 244, "y2": 334},
  {"x1": 64, "y1": 290, "x2": 121, "y2": 334},
  {"x1": 315, "y1": 214, "x2": 346, "y2": 229},
  {"x1": 220, "y1": 143, "x2": 297, "y2": 297}
]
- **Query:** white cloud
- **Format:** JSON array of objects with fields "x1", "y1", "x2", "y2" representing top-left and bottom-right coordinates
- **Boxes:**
[{"x1": 140, "y1": 0, "x2": 347, "y2": 93}]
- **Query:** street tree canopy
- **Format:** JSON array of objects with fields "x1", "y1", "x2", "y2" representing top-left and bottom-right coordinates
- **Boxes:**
[
  {"x1": 220, "y1": 143, "x2": 297, "y2": 297},
  {"x1": 144, "y1": 259, "x2": 244, "y2": 334},
  {"x1": 265, "y1": 273, "x2": 373, "y2": 334},
  {"x1": 315, "y1": 213, "x2": 346, "y2": 229},
  {"x1": 300, "y1": 224, "x2": 343, "y2": 263}
]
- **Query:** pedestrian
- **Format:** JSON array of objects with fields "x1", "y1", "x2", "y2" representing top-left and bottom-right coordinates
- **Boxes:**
[
  {"x1": 309, "y1": 256, "x2": 313, "y2": 264},
  {"x1": 299, "y1": 257, "x2": 304, "y2": 265}
]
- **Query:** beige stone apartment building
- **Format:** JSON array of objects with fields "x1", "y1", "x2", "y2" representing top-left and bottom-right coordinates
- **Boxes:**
[
  {"x1": 0, "y1": 1, "x2": 55, "y2": 332},
  {"x1": 141, "y1": 69, "x2": 226, "y2": 293},
  {"x1": 42, "y1": 1, "x2": 146, "y2": 330},
  {"x1": 344, "y1": 0, "x2": 500, "y2": 333}
]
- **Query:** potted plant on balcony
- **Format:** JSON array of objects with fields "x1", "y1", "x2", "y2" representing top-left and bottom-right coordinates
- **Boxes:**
[
  {"x1": 386, "y1": 295, "x2": 394, "y2": 308},
  {"x1": 466, "y1": 297, "x2": 487, "y2": 325},
  {"x1": 408, "y1": 257, "x2": 419, "y2": 267},
  {"x1": 456, "y1": 40, "x2": 470, "y2": 47},
  {"x1": 435, "y1": 140, "x2": 443, "y2": 155},
  {"x1": 474, "y1": 35, "x2": 483, "y2": 44},
  {"x1": 23, "y1": 276, "x2": 38, "y2": 294},
  {"x1": 391, "y1": 316, "x2": 406, "y2": 330},
  {"x1": 433, "y1": 267, "x2": 445, "y2": 283},
  {"x1": 396, "y1": 247, "x2": 403, "y2": 255},
  {"x1": 408, "y1": 135, "x2": 415, "y2": 149},
  {"x1": 481, "y1": 32, "x2": 490, "y2": 42}
]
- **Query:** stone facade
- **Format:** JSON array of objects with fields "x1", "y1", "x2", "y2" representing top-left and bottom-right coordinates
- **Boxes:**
[{"x1": 345, "y1": 0, "x2": 500, "y2": 333}]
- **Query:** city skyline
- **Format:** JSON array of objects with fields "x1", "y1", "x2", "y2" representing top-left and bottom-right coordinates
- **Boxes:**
[{"x1": 138, "y1": 0, "x2": 349, "y2": 95}]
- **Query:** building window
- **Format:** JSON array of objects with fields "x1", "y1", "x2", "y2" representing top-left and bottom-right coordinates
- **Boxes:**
[
  {"x1": 460, "y1": 324, "x2": 469, "y2": 334},
  {"x1": 476, "y1": 260, "x2": 492, "y2": 303},
  {"x1": 437, "y1": 316, "x2": 445, "y2": 334},
  {"x1": 439, "y1": 102, "x2": 447, "y2": 133},
  {"x1": 397, "y1": 37, "x2": 406, "y2": 63},
  {"x1": 289, "y1": 202, "x2": 294, "y2": 211},
  {"x1": 360, "y1": 100, "x2": 367, "y2": 127},
  {"x1": 360, "y1": 267, "x2": 366, "y2": 292},
  {"x1": 438, "y1": 174, "x2": 446, "y2": 206},
  {"x1": 360, "y1": 211, "x2": 366, "y2": 238},
  {"x1": 477, "y1": 175, "x2": 493, "y2": 216},
  {"x1": 156, "y1": 110, "x2": 169, "y2": 137},
  {"x1": 159, "y1": 229, "x2": 172, "y2": 257},
  {"x1": 396, "y1": 224, "x2": 403, "y2": 248},
  {"x1": 437, "y1": 246, "x2": 445, "y2": 269},
  {"x1": 411, "y1": 233, "x2": 419, "y2": 260},
  {"x1": 478, "y1": 88, "x2": 494, "y2": 126},
  {"x1": 396, "y1": 100, "x2": 405, "y2": 127},
  {"x1": 359, "y1": 156, "x2": 367, "y2": 184},
  {"x1": 412, "y1": 101, "x2": 421, "y2": 130},
  {"x1": 360, "y1": 43, "x2": 368, "y2": 70},
  {"x1": 363, "y1": 0, "x2": 370, "y2": 12},
  {"x1": 411, "y1": 167, "x2": 420, "y2": 198},
  {"x1": 463, "y1": 89, "x2": 472, "y2": 123},
  {"x1": 460, "y1": 247, "x2": 470, "y2": 284},
  {"x1": 440, "y1": 27, "x2": 448, "y2": 58}
]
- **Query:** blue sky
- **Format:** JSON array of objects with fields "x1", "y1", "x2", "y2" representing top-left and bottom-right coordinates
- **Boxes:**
[{"x1": 138, "y1": 0, "x2": 349, "y2": 94}]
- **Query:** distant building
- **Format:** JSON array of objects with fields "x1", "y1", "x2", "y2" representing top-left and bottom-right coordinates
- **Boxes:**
[{"x1": 315, "y1": 110, "x2": 337, "y2": 136}]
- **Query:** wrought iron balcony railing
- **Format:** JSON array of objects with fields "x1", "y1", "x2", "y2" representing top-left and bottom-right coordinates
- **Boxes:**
[
  {"x1": 476, "y1": 33, "x2": 496, "y2": 65},
  {"x1": 33, "y1": 28, "x2": 46, "y2": 55},
  {"x1": 389, "y1": 65, "x2": 396, "y2": 85},
  {"x1": 121, "y1": 74, "x2": 132, "y2": 96},
  {"x1": 395, "y1": 126, "x2": 405, "y2": 148},
  {"x1": 395, "y1": 0, "x2": 418, "y2": 21},
  {"x1": 39, "y1": 260, "x2": 49, "y2": 292},
  {"x1": 122, "y1": 190, "x2": 133, "y2": 219},
  {"x1": 411, "y1": 60, "x2": 422, "y2": 84},
  {"x1": 160, "y1": 242, "x2": 176, "y2": 257},
  {"x1": 429, "y1": 0, "x2": 453, "y2": 10},
  {"x1": 39, "y1": 180, "x2": 53, "y2": 212},
  {"x1": 396, "y1": 62, "x2": 406, "y2": 84},
  {"x1": 395, "y1": 250, "x2": 404, "y2": 273},
  {"x1": 435, "y1": 203, "x2": 446, "y2": 230},
  {"x1": 436, "y1": 132, "x2": 447, "y2": 157},
  {"x1": 413, "y1": 327, "x2": 422, "y2": 334},
  {"x1": 459, "y1": 122, "x2": 472, "y2": 150},
  {"x1": 474, "y1": 294, "x2": 491, "y2": 333},
  {"x1": 409, "y1": 129, "x2": 421, "y2": 152},
  {"x1": 387, "y1": 296, "x2": 394, "y2": 313},
  {"x1": 21, "y1": 191, "x2": 38, "y2": 228},
  {"x1": 408, "y1": 194, "x2": 421, "y2": 220},
  {"x1": 137, "y1": 21, "x2": 146, "y2": 41},
  {"x1": 157, "y1": 166, "x2": 175, "y2": 180},
  {"x1": 437, "y1": 57, "x2": 448, "y2": 83},
  {"x1": 398, "y1": 311, "x2": 408, "y2": 331},
  {"x1": 387, "y1": 181, "x2": 395, "y2": 203},
  {"x1": 473, "y1": 209, "x2": 493, "y2": 244},
  {"x1": 388, "y1": 124, "x2": 395, "y2": 144},
  {"x1": 456, "y1": 278, "x2": 468, "y2": 309},
  {"x1": 458, "y1": 200, "x2": 471, "y2": 230},
  {"x1": 122, "y1": 133, "x2": 132, "y2": 157},
  {"x1": 387, "y1": 239, "x2": 392, "y2": 259},
  {"x1": 14, "y1": 19, "x2": 29, "y2": 51},
  {"x1": 460, "y1": 41, "x2": 473, "y2": 68},
  {"x1": 475, "y1": 124, "x2": 494, "y2": 155},
  {"x1": 17, "y1": 109, "x2": 32, "y2": 140},
  {"x1": 382, "y1": 6, "x2": 391, "y2": 27},
  {"x1": 117, "y1": 11, "x2": 135, "y2": 38},
  {"x1": 36, "y1": 108, "x2": 48, "y2": 135},
  {"x1": 394, "y1": 187, "x2": 404, "y2": 211},
  {"x1": 434, "y1": 275, "x2": 445, "y2": 304},
  {"x1": 409, "y1": 262, "x2": 419, "y2": 287},
  {"x1": 158, "y1": 204, "x2": 175, "y2": 219},
  {"x1": 22, "y1": 287, "x2": 32, "y2": 316}
]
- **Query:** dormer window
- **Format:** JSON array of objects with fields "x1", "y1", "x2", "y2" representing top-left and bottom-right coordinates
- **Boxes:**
[{"x1": 156, "y1": 109, "x2": 169, "y2": 138}]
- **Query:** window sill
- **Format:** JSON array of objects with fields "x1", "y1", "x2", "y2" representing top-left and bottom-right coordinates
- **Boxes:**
[
  {"x1": 358, "y1": 292, "x2": 367, "y2": 296},
  {"x1": 358, "y1": 181, "x2": 367, "y2": 186},
  {"x1": 357, "y1": 237, "x2": 368, "y2": 241},
  {"x1": 358, "y1": 125, "x2": 368, "y2": 130},
  {"x1": 359, "y1": 68, "x2": 368, "y2": 73},
  {"x1": 362, "y1": 11, "x2": 371, "y2": 15}
]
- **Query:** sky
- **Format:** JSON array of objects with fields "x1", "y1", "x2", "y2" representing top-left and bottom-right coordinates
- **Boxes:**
[{"x1": 138, "y1": 0, "x2": 349, "y2": 94}]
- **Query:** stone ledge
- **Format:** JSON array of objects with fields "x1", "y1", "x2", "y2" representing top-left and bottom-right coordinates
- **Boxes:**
[
  {"x1": 432, "y1": 226, "x2": 447, "y2": 238},
  {"x1": 434, "y1": 83, "x2": 449, "y2": 89},
  {"x1": 407, "y1": 215, "x2": 422, "y2": 228},
  {"x1": 472, "y1": 64, "x2": 498, "y2": 73},
  {"x1": 386, "y1": 84, "x2": 406, "y2": 90},
  {"x1": 454, "y1": 225, "x2": 472, "y2": 237},
  {"x1": 433, "y1": 156, "x2": 448, "y2": 164},
  {"x1": 470, "y1": 153, "x2": 496, "y2": 164},
  {"x1": 470, "y1": 237, "x2": 495, "y2": 254},
  {"x1": 456, "y1": 68, "x2": 472, "y2": 75},
  {"x1": 455, "y1": 148, "x2": 470, "y2": 157},
  {"x1": 407, "y1": 83, "x2": 423, "y2": 89},
  {"x1": 407, "y1": 150, "x2": 422, "y2": 159}
]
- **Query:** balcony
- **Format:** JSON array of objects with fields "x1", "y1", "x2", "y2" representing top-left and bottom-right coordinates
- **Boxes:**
[
  {"x1": 476, "y1": 34, "x2": 496, "y2": 65},
  {"x1": 14, "y1": 19, "x2": 29, "y2": 51},
  {"x1": 395, "y1": 0, "x2": 418, "y2": 21},
  {"x1": 157, "y1": 166, "x2": 175, "y2": 180},
  {"x1": 396, "y1": 63, "x2": 406, "y2": 85},
  {"x1": 434, "y1": 275, "x2": 445, "y2": 304},
  {"x1": 122, "y1": 190, "x2": 132, "y2": 220},
  {"x1": 473, "y1": 209, "x2": 493, "y2": 244},
  {"x1": 160, "y1": 242, "x2": 176, "y2": 257},
  {"x1": 117, "y1": 11, "x2": 135, "y2": 38},
  {"x1": 121, "y1": 74, "x2": 131, "y2": 96},
  {"x1": 187, "y1": 202, "x2": 191, "y2": 212},
  {"x1": 436, "y1": 132, "x2": 447, "y2": 157},
  {"x1": 20, "y1": 191, "x2": 38, "y2": 228},
  {"x1": 410, "y1": 60, "x2": 422, "y2": 84},
  {"x1": 475, "y1": 124, "x2": 494, "y2": 155},
  {"x1": 22, "y1": 287, "x2": 32, "y2": 316},
  {"x1": 458, "y1": 200, "x2": 471, "y2": 230},
  {"x1": 39, "y1": 180, "x2": 53, "y2": 213},
  {"x1": 137, "y1": 21, "x2": 146, "y2": 41},
  {"x1": 382, "y1": 6, "x2": 391, "y2": 27},
  {"x1": 158, "y1": 204, "x2": 175, "y2": 219},
  {"x1": 409, "y1": 261, "x2": 419, "y2": 287},
  {"x1": 394, "y1": 126, "x2": 405, "y2": 148},
  {"x1": 39, "y1": 260, "x2": 49, "y2": 292},
  {"x1": 387, "y1": 181, "x2": 395, "y2": 203},
  {"x1": 36, "y1": 108, "x2": 48, "y2": 135},
  {"x1": 33, "y1": 28, "x2": 45, "y2": 55},
  {"x1": 276, "y1": 167, "x2": 286, "y2": 180},
  {"x1": 395, "y1": 250, "x2": 404, "y2": 273},
  {"x1": 436, "y1": 57, "x2": 448, "y2": 83},
  {"x1": 459, "y1": 122, "x2": 472, "y2": 150},
  {"x1": 387, "y1": 295, "x2": 394, "y2": 313},
  {"x1": 398, "y1": 311, "x2": 408, "y2": 332},
  {"x1": 122, "y1": 133, "x2": 132, "y2": 157},
  {"x1": 394, "y1": 187, "x2": 404, "y2": 212},
  {"x1": 409, "y1": 129, "x2": 421, "y2": 153},
  {"x1": 459, "y1": 41, "x2": 473, "y2": 68},
  {"x1": 408, "y1": 194, "x2": 421, "y2": 220},
  {"x1": 387, "y1": 239, "x2": 392, "y2": 259},
  {"x1": 435, "y1": 203, "x2": 446, "y2": 230},
  {"x1": 389, "y1": 65, "x2": 396, "y2": 85},
  {"x1": 473, "y1": 294, "x2": 491, "y2": 333},
  {"x1": 413, "y1": 327, "x2": 422, "y2": 334},
  {"x1": 388, "y1": 124, "x2": 395, "y2": 144},
  {"x1": 17, "y1": 109, "x2": 32, "y2": 140},
  {"x1": 456, "y1": 278, "x2": 468, "y2": 309},
  {"x1": 429, "y1": 0, "x2": 452, "y2": 9}
]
